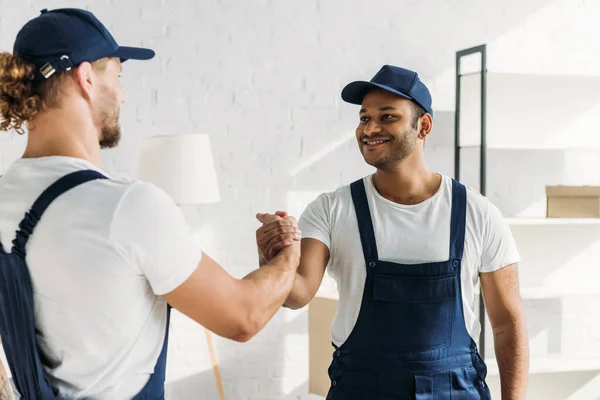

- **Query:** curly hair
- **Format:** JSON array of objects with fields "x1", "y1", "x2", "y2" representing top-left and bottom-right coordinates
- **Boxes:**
[{"x1": 0, "y1": 52, "x2": 73, "y2": 134}]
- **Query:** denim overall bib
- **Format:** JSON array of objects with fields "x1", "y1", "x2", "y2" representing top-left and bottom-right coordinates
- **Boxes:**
[
  {"x1": 325, "y1": 178, "x2": 491, "y2": 400},
  {"x1": 0, "y1": 170, "x2": 171, "y2": 399}
]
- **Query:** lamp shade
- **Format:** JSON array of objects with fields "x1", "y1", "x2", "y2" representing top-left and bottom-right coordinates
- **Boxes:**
[{"x1": 138, "y1": 134, "x2": 220, "y2": 205}]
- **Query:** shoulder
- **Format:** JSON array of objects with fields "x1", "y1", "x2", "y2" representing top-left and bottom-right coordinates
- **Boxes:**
[
  {"x1": 298, "y1": 179, "x2": 365, "y2": 248},
  {"x1": 114, "y1": 179, "x2": 173, "y2": 206},
  {"x1": 109, "y1": 179, "x2": 195, "y2": 255},
  {"x1": 463, "y1": 182, "x2": 493, "y2": 215},
  {"x1": 110, "y1": 179, "x2": 180, "y2": 225},
  {"x1": 66, "y1": 177, "x2": 156, "y2": 212},
  {"x1": 301, "y1": 178, "x2": 359, "y2": 217},
  {"x1": 451, "y1": 177, "x2": 506, "y2": 234}
]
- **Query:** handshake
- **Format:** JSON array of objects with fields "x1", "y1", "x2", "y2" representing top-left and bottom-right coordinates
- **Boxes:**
[{"x1": 255, "y1": 211, "x2": 303, "y2": 265}]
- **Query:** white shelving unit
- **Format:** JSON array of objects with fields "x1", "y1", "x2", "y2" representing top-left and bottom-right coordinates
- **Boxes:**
[
  {"x1": 456, "y1": 45, "x2": 600, "y2": 399},
  {"x1": 458, "y1": 72, "x2": 600, "y2": 150}
]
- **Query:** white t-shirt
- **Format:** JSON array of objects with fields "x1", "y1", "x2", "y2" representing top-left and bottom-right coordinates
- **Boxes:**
[
  {"x1": 299, "y1": 173, "x2": 521, "y2": 347},
  {"x1": 0, "y1": 156, "x2": 203, "y2": 399}
]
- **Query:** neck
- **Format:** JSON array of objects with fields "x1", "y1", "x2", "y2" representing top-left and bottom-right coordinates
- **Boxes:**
[
  {"x1": 372, "y1": 152, "x2": 441, "y2": 205},
  {"x1": 21, "y1": 106, "x2": 102, "y2": 167}
]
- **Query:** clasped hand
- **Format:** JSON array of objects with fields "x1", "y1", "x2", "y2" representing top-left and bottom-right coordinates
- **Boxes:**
[{"x1": 255, "y1": 211, "x2": 302, "y2": 263}]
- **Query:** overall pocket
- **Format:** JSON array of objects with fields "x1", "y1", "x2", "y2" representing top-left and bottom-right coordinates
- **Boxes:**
[
  {"x1": 451, "y1": 365, "x2": 488, "y2": 399},
  {"x1": 414, "y1": 366, "x2": 485, "y2": 400},
  {"x1": 372, "y1": 273, "x2": 456, "y2": 352}
]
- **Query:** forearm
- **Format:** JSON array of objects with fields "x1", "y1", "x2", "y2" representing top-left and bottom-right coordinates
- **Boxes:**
[
  {"x1": 493, "y1": 317, "x2": 529, "y2": 400},
  {"x1": 237, "y1": 249, "x2": 298, "y2": 339},
  {"x1": 258, "y1": 248, "x2": 312, "y2": 310},
  {"x1": 283, "y1": 273, "x2": 314, "y2": 310}
]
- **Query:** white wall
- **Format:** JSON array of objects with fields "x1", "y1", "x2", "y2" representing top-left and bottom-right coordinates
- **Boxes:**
[{"x1": 1, "y1": 0, "x2": 600, "y2": 399}]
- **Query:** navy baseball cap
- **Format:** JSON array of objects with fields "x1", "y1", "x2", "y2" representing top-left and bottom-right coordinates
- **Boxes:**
[
  {"x1": 341, "y1": 65, "x2": 433, "y2": 117},
  {"x1": 13, "y1": 8, "x2": 155, "y2": 81}
]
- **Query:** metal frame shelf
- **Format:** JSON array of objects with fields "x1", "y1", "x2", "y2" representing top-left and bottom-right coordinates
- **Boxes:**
[{"x1": 454, "y1": 44, "x2": 488, "y2": 358}]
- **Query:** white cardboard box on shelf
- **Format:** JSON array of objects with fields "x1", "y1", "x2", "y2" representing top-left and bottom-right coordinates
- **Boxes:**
[{"x1": 546, "y1": 185, "x2": 600, "y2": 218}]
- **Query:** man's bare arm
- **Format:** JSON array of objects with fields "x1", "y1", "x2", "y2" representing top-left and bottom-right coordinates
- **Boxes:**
[
  {"x1": 281, "y1": 238, "x2": 329, "y2": 309},
  {"x1": 256, "y1": 214, "x2": 329, "y2": 310},
  {"x1": 164, "y1": 221, "x2": 300, "y2": 343},
  {"x1": 0, "y1": 339, "x2": 15, "y2": 400},
  {"x1": 481, "y1": 263, "x2": 529, "y2": 400}
]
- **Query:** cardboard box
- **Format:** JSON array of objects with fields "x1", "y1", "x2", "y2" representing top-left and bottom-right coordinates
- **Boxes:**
[
  {"x1": 546, "y1": 185, "x2": 600, "y2": 218},
  {"x1": 308, "y1": 296, "x2": 338, "y2": 396}
]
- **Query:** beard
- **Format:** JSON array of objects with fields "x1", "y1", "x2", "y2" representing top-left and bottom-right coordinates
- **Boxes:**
[
  {"x1": 359, "y1": 128, "x2": 418, "y2": 171},
  {"x1": 95, "y1": 87, "x2": 122, "y2": 149},
  {"x1": 98, "y1": 118, "x2": 121, "y2": 149}
]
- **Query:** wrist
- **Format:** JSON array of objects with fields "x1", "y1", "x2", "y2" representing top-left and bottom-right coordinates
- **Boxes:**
[{"x1": 276, "y1": 246, "x2": 300, "y2": 266}]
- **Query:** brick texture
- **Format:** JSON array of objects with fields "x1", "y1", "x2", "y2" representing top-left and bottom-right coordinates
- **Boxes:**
[{"x1": 2, "y1": 0, "x2": 600, "y2": 399}]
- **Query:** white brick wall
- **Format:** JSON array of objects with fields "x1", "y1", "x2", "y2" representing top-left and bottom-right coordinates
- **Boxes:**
[{"x1": 2, "y1": 0, "x2": 600, "y2": 399}]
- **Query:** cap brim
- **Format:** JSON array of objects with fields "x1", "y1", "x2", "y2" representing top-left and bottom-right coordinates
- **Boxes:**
[
  {"x1": 341, "y1": 81, "x2": 412, "y2": 105},
  {"x1": 113, "y1": 46, "x2": 155, "y2": 62}
]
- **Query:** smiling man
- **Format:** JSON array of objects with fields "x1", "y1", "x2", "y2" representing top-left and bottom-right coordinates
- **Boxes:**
[{"x1": 256, "y1": 65, "x2": 529, "y2": 399}]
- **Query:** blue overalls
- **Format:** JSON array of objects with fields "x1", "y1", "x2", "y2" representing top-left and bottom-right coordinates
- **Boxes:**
[
  {"x1": 325, "y1": 178, "x2": 492, "y2": 400},
  {"x1": 0, "y1": 170, "x2": 171, "y2": 399}
]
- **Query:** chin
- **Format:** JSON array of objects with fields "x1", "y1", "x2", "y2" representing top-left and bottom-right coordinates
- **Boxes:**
[
  {"x1": 363, "y1": 157, "x2": 383, "y2": 169},
  {"x1": 363, "y1": 155, "x2": 397, "y2": 171},
  {"x1": 362, "y1": 150, "x2": 384, "y2": 164}
]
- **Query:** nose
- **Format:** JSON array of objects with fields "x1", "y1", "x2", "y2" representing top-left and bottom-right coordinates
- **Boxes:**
[{"x1": 363, "y1": 119, "x2": 382, "y2": 136}]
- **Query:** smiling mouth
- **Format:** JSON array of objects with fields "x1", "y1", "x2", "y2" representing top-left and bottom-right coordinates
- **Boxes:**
[{"x1": 362, "y1": 138, "x2": 391, "y2": 149}]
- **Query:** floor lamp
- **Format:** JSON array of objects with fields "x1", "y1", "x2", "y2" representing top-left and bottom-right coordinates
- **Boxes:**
[{"x1": 138, "y1": 133, "x2": 225, "y2": 400}]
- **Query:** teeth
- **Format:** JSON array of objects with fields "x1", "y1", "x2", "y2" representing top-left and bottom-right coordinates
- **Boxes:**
[{"x1": 366, "y1": 140, "x2": 387, "y2": 145}]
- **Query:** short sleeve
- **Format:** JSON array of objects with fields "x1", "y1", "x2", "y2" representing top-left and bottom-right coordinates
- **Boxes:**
[
  {"x1": 480, "y1": 201, "x2": 521, "y2": 273},
  {"x1": 298, "y1": 194, "x2": 332, "y2": 249},
  {"x1": 110, "y1": 182, "x2": 203, "y2": 295}
]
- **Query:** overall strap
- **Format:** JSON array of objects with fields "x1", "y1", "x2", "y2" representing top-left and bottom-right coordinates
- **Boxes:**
[
  {"x1": 131, "y1": 304, "x2": 172, "y2": 399},
  {"x1": 0, "y1": 169, "x2": 107, "y2": 399},
  {"x1": 11, "y1": 170, "x2": 108, "y2": 257},
  {"x1": 350, "y1": 178, "x2": 379, "y2": 262},
  {"x1": 449, "y1": 179, "x2": 467, "y2": 261}
]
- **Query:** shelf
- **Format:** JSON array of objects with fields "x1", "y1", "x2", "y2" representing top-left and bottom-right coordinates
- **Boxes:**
[
  {"x1": 486, "y1": 355, "x2": 600, "y2": 375},
  {"x1": 458, "y1": 71, "x2": 485, "y2": 78},
  {"x1": 458, "y1": 72, "x2": 600, "y2": 149},
  {"x1": 458, "y1": 144, "x2": 600, "y2": 151},
  {"x1": 506, "y1": 217, "x2": 600, "y2": 226}
]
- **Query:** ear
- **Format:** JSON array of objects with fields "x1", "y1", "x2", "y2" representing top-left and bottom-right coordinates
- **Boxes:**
[
  {"x1": 73, "y1": 62, "x2": 94, "y2": 101},
  {"x1": 418, "y1": 113, "x2": 433, "y2": 140}
]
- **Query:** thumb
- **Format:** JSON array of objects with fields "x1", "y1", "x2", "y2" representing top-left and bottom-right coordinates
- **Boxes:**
[
  {"x1": 256, "y1": 212, "x2": 281, "y2": 224},
  {"x1": 275, "y1": 210, "x2": 288, "y2": 218}
]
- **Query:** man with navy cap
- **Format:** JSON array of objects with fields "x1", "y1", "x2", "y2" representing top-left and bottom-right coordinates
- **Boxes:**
[
  {"x1": 0, "y1": 8, "x2": 301, "y2": 399},
  {"x1": 256, "y1": 65, "x2": 529, "y2": 399}
]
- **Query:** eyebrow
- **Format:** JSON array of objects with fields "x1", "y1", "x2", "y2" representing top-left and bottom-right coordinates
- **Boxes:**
[{"x1": 359, "y1": 106, "x2": 397, "y2": 113}]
